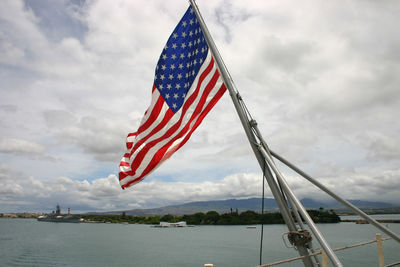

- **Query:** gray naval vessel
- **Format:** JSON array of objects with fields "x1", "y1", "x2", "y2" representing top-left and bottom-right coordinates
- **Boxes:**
[{"x1": 37, "y1": 204, "x2": 84, "y2": 223}]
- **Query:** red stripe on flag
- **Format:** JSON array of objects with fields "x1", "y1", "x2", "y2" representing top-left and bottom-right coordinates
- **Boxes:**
[
  {"x1": 119, "y1": 162, "x2": 130, "y2": 167},
  {"x1": 135, "y1": 94, "x2": 165, "y2": 136},
  {"x1": 129, "y1": 108, "x2": 174, "y2": 157}
]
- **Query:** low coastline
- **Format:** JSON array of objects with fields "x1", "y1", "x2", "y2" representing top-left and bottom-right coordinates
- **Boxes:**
[
  {"x1": 4, "y1": 210, "x2": 400, "y2": 225},
  {"x1": 1, "y1": 209, "x2": 340, "y2": 224}
]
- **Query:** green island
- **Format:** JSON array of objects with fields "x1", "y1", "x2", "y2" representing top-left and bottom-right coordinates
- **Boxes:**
[{"x1": 80, "y1": 208, "x2": 341, "y2": 225}]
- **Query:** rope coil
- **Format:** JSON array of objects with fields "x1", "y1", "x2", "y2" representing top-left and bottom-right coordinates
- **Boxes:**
[{"x1": 282, "y1": 230, "x2": 313, "y2": 248}]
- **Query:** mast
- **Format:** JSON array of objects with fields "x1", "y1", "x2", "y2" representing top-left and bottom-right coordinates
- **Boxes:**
[{"x1": 189, "y1": 1, "x2": 343, "y2": 266}]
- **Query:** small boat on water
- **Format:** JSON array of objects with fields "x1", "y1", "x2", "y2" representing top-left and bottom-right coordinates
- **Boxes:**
[{"x1": 37, "y1": 204, "x2": 84, "y2": 223}]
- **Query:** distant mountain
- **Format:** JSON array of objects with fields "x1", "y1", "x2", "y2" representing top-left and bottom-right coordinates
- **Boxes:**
[{"x1": 95, "y1": 198, "x2": 394, "y2": 216}]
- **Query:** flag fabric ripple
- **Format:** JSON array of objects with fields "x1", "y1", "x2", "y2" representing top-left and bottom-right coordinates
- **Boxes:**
[{"x1": 119, "y1": 6, "x2": 226, "y2": 189}]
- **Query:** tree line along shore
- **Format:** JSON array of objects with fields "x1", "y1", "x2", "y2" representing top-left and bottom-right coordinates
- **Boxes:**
[{"x1": 80, "y1": 209, "x2": 341, "y2": 225}]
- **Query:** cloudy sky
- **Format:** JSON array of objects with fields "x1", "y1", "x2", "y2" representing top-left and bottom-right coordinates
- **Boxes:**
[{"x1": 1, "y1": 0, "x2": 399, "y2": 213}]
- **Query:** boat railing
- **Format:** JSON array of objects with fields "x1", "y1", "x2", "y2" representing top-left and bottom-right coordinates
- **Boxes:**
[
  {"x1": 204, "y1": 233, "x2": 398, "y2": 267},
  {"x1": 257, "y1": 233, "x2": 396, "y2": 267}
]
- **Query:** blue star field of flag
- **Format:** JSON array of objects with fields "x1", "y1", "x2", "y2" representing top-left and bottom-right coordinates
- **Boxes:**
[{"x1": 154, "y1": 7, "x2": 209, "y2": 113}]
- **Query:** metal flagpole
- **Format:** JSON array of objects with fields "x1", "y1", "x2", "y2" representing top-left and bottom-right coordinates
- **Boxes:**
[
  {"x1": 251, "y1": 121, "x2": 322, "y2": 266},
  {"x1": 252, "y1": 120, "x2": 343, "y2": 266},
  {"x1": 258, "y1": 146, "x2": 343, "y2": 267},
  {"x1": 189, "y1": 1, "x2": 342, "y2": 266},
  {"x1": 270, "y1": 150, "x2": 400, "y2": 244}
]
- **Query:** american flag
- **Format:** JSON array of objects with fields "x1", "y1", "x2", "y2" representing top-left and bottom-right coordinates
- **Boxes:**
[{"x1": 119, "y1": 6, "x2": 226, "y2": 189}]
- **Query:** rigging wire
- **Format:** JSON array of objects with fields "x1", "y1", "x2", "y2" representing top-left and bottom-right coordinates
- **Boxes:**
[{"x1": 260, "y1": 159, "x2": 266, "y2": 265}]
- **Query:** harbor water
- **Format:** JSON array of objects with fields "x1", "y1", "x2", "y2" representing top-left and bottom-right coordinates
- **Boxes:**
[{"x1": 0, "y1": 218, "x2": 399, "y2": 266}]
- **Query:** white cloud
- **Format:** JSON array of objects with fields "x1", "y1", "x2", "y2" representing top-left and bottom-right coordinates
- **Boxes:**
[
  {"x1": 1, "y1": 0, "x2": 400, "y2": 212},
  {"x1": 0, "y1": 138, "x2": 46, "y2": 155},
  {"x1": 0, "y1": 164, "x2": 24, "y2": 197},
  {"x1": 2, "y1": 163, "x2": 400, "y2": 213},
  {"x1": 359, "y1": 132, "x2": 400, "y2": 161}
]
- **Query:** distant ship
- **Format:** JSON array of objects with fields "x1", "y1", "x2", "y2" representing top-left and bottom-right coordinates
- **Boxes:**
[{"x1": 37, "y1": 204, "x2": 84, "y2": 223}]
